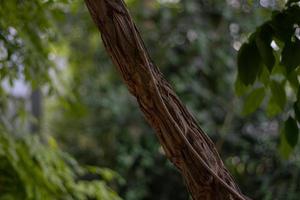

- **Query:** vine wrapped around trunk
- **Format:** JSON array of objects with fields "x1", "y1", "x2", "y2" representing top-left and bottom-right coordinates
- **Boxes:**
[{"x1": 84, "y1": 0, "x2": 250, "y2": 199}]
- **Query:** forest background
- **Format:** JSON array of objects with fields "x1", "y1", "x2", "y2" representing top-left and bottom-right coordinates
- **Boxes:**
[{"x1": 0, "y1": 0, "x2": 300, "y2": 199}]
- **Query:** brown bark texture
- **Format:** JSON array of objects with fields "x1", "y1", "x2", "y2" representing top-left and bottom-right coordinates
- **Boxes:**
[{"x1": 84, "y1": 0, "x2": 250, "y2": 199}]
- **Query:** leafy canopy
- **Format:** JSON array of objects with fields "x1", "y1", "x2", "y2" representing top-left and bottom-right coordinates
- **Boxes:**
[{"x1": 236, "y1": 0, "x2": 300, "y2": 156}]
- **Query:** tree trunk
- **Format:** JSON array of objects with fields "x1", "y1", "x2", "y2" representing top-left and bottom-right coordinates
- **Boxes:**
[
  {"x1": 84, "y1": 0, "x2": 250, "y2": 199},
  {"x1": 30, "y1": 89, "x2": 42, "y2": 134}
]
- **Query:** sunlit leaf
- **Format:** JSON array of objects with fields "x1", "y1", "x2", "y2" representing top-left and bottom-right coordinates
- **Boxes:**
[
  {"x1": 266, "y1": 96, "x2": 282, "y2": 117},
  {"x1": 235, "y1": 77, "x2": 250, "y2": 96},
  {"x1": 258, "y1": 66, "x2": 270, "y2": 86},
  {"x1": 242, "y1": 87, "x2": 265, "y2": 115},
  {"x1": 270, "y1": 80, "x2": 286, "y2": 110}
]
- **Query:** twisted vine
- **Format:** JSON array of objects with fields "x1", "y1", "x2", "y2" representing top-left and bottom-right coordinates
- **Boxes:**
[{"x1": 84, "y1": 0, "x2": 250, "y2": 199}]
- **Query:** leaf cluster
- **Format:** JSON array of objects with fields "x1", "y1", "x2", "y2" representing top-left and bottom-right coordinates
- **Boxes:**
[
  {"x1": 0, "y1": 127, "x2": 122, "y2": 200},
  {"x1": 236, "y1": 1, "x2": 300, "y2": 155}
]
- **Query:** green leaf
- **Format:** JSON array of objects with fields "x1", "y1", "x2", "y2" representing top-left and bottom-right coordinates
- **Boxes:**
[
  {"x1": 294, "y1": 88, "x2": 300, "y2": 122},
  {"x1": 272, "y1": 62, "x2": 287, "y2": 76},
  {"x1": 237, "y1": 41, "x2": 262, "y2": 85},
  {"x1": 266, "y1": 96, "x2": 282, "y2": 117},
  {"x1": 242, "y1": 87, "x2": 265, "y2": 115},
  {"x1": 279, "y1": 128, "x2": 293, "y2": 159},
  {"x1": 234, "y1": 77, "x2": 250, "y2": 96},
  {"x1": 255, "y1": 24, "x2": 275, "y2": 72},
  {"x1": 287, "y1": 70, "x2": 299, "y2": 92},
  {"x1": 258, "y1": 66, "x2": 270, "y2": 86},
  {"x1": 281, "y1": 39, "x2": 300, "y2": 73},
  {"x1": 271, "y1": 12, "x2": 294, "y2": 41},
  {"x1": 270, "y1": 80, "x2": 286, "y2": 110},
  {"x1": 284, "y1": 116, "x2": 299, "y2": 148},
  {"x1": 293, "y1": 102, "x2": 300, "y2": 123}
]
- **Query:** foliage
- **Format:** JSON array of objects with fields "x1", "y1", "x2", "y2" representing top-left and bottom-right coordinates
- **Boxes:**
[
  {"x1": 47, "y1": 0, "x2": 300, "y2": 199},
  {"x1": 0, "y1": 1, "x2": 122, "y2": 200},
  {"x1": 236, "y1": 1, "x2": 300, "y2": 155},
  {"x1": 0, "y1": 127, "x2": 122, "y2": 200},
  {"x1": 0, "y1": 0, "x2": 62, "y2": 90},
  {"x1": 1, "y1": 0, "x2": 300, "y2": 200}
]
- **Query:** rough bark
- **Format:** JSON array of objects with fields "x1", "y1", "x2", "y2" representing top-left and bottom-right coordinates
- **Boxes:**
[{"x1": 84, "y1": 0, "x2": 250, "y2": 199}]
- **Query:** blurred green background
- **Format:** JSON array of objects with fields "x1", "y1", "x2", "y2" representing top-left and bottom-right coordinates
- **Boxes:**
[{"x1": 0, "y1": 0, "x2": 300, "y2": 199}]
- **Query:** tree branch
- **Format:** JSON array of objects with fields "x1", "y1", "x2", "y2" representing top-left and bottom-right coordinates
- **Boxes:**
[{"x1": 84, "y1": 0, "x2": 250, "y2": 199}]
